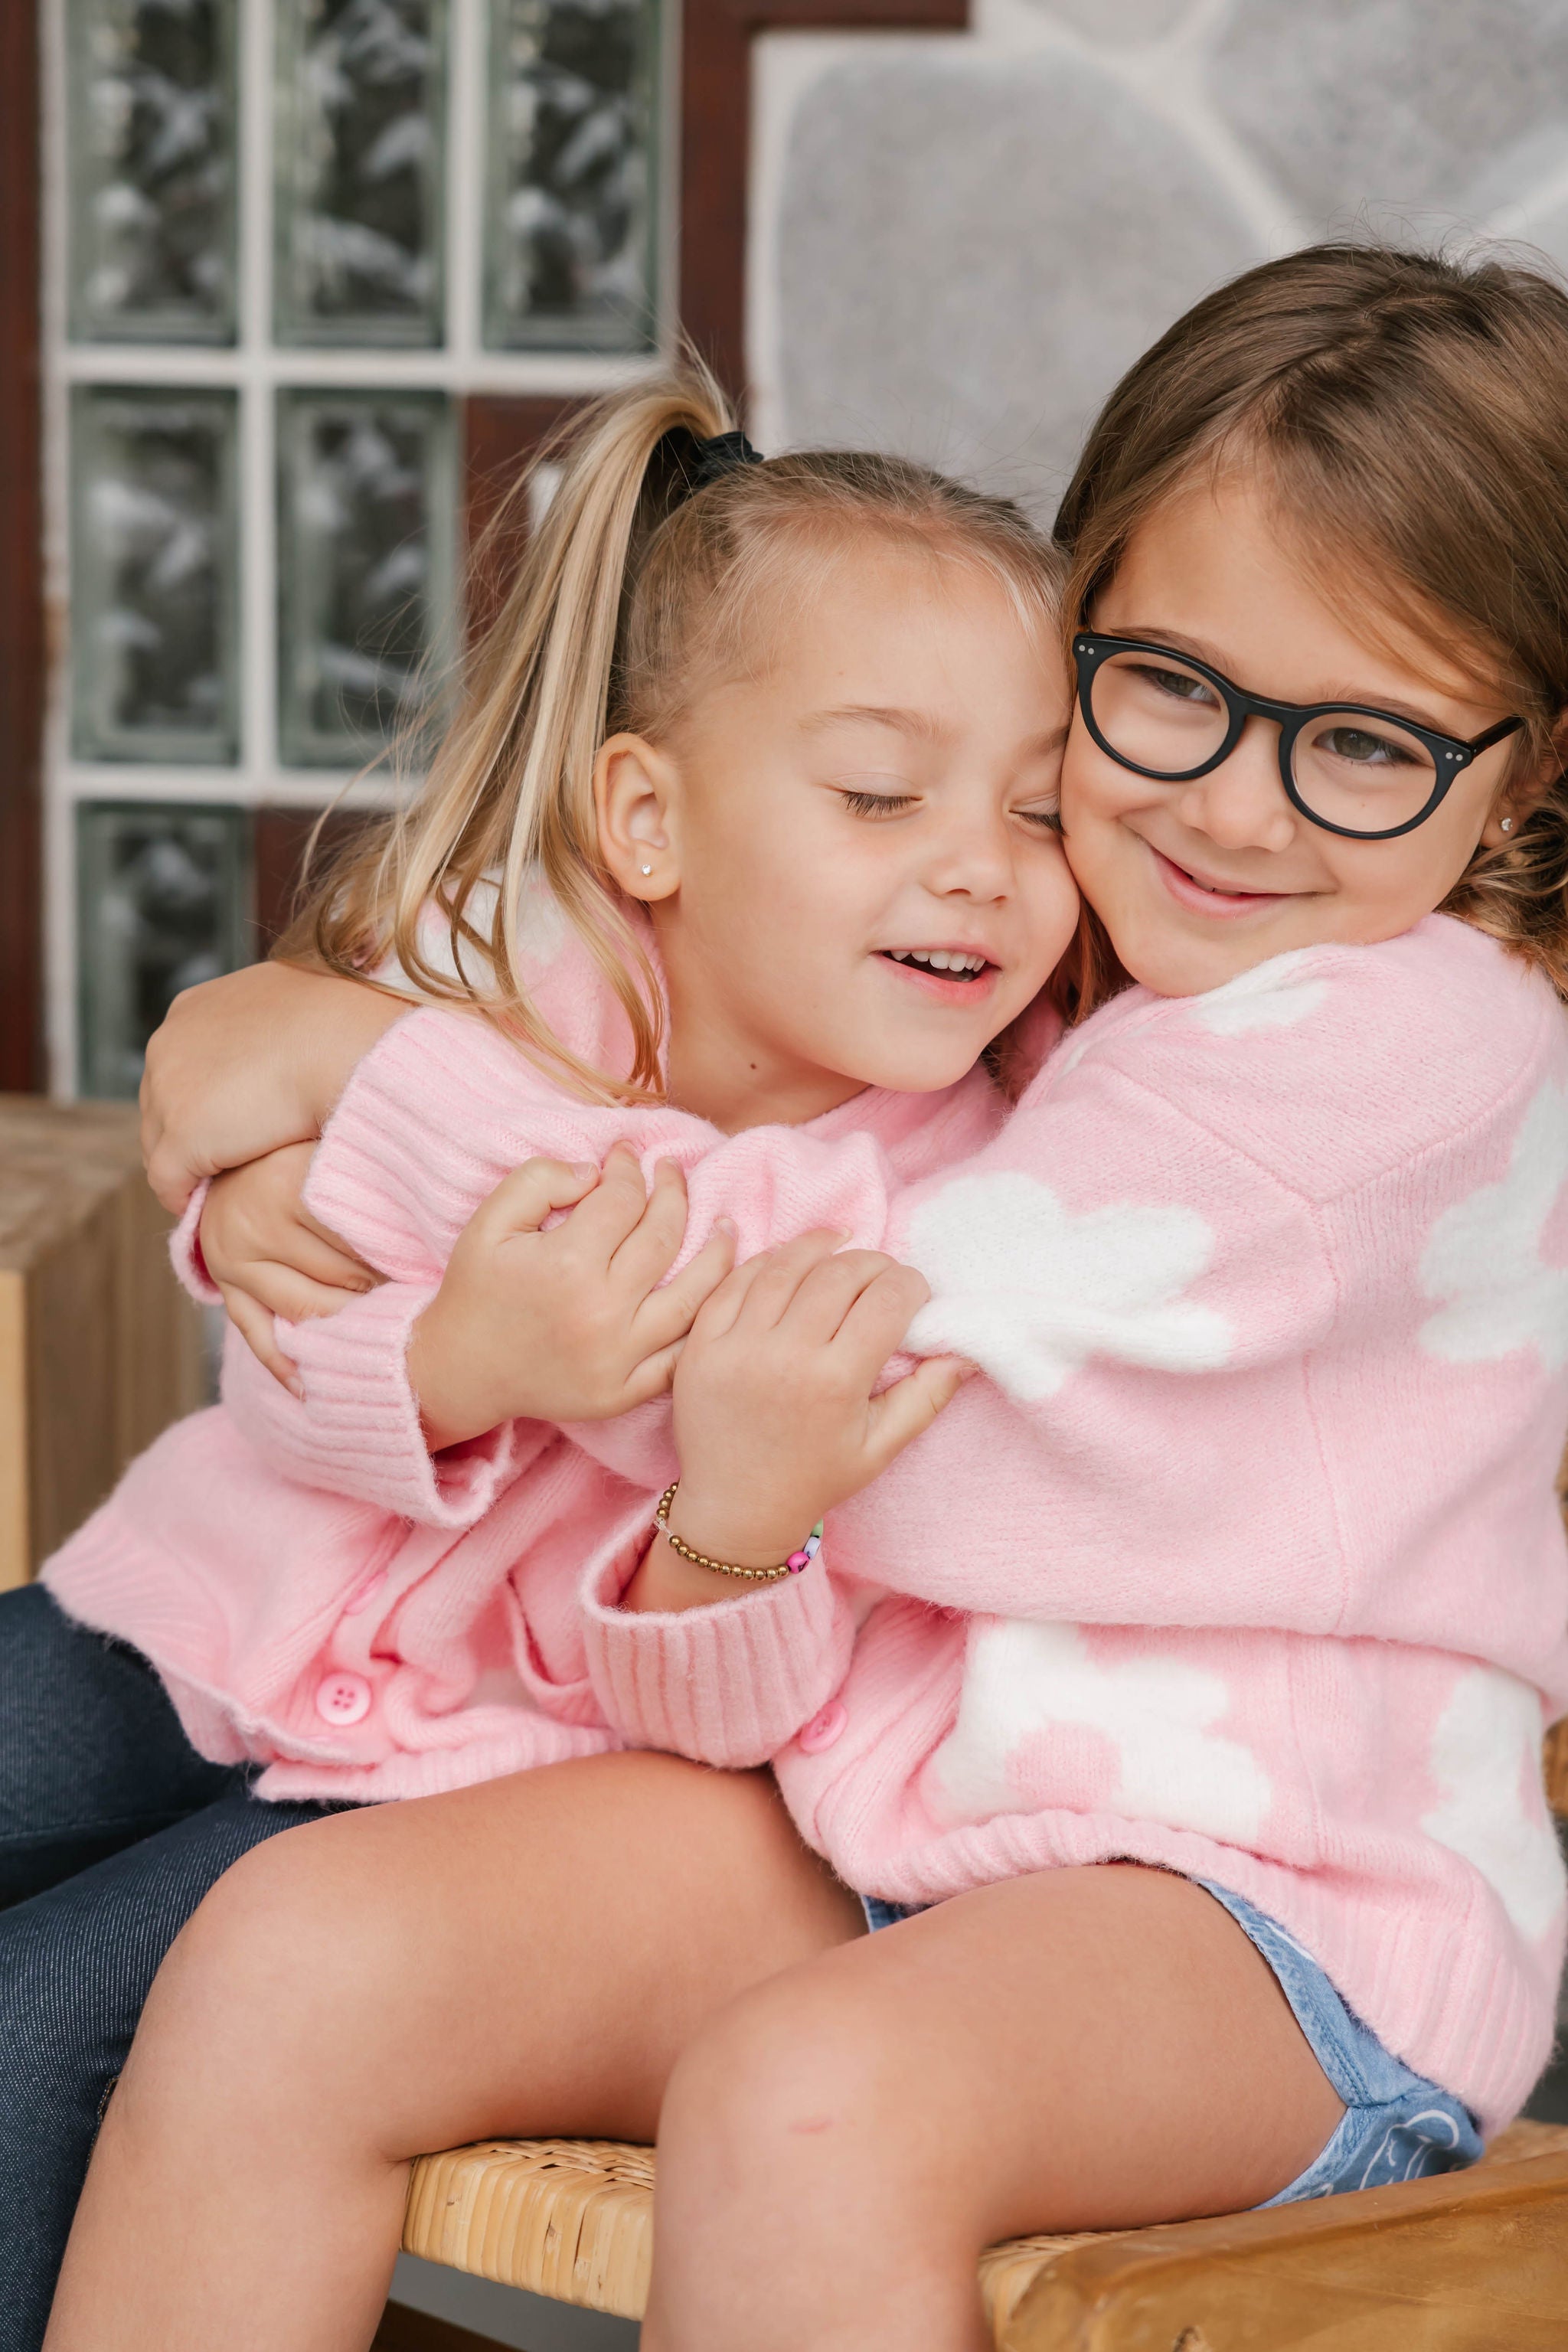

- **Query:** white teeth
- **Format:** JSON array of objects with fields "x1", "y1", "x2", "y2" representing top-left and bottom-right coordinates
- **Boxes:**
[{"x1": 890, "y1": 949, "x2": 985, "y2": 975}]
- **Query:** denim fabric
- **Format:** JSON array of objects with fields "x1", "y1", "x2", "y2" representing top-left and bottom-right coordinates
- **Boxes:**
[
  {"x1": 1195, "y1": 1880, "x2": 1482, "y2": 2203},
  {"x1": 861, "y1": 1876, "x2": 1481, "y2": 2207},
  {"x1": 0, "y1": 1583, "x2": 332, "y2": 2352}
]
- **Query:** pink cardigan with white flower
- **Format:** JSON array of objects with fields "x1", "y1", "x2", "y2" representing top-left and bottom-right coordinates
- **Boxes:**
[{"x1": 42, "y1": 910, "x2": 1568, "y2": 2132}]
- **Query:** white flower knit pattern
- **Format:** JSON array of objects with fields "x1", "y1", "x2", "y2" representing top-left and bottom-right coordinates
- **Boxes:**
[
  {"x1": 903, "y1": 1169, "x2": 1232, "y2": 1400},
  {"x1": 1419, "y1": 1081, "x2": 1568, "y2": 1370},
  {"x1": 929, "y1": 1619, "x2": 1272, "y2": 1844}
]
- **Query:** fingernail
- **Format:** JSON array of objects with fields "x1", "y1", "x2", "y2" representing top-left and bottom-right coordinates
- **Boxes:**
[
  {"x1": 287, "y1": 1377, "x2": 305, "y2": 1400},
  {"x1": 715, "y1": 1215, "x2": 737, "y2": 1236},
  {"x1": 572, "y1": 1162, "x2": 596, "y2": 1180}
]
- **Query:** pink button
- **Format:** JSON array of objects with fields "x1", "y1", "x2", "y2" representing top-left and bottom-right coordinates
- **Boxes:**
[
  {"x1": 342, "y1": 1569, "x2": 387, "y2": 1617},
  {"x1": 798, "y1": 1700, "x2": 848, "y2": 1755},
  {"x1": 315, "y1": 1671, "x2": 372, "y2": 1727}
]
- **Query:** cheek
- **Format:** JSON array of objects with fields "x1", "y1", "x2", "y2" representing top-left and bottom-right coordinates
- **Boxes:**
[{"x1": 1024, "y1": 845, "x2": 1084, "y2": 974}]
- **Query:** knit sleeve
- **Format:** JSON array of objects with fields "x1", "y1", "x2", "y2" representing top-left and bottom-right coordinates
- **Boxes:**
[
  {"x1": 216, "y1": 1299, "x2": 544, "y2": 1527},
  {"x1": 168, "y1": 1181, "x2": 220, "y2": 1305},
  {"x1": 579, "y1": 1533, "x2": 855, "y2": 1768}
]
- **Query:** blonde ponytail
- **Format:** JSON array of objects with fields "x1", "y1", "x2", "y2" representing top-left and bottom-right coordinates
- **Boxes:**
[{"x1": 285, "y1": 369, "x2": 1067, "y2": 1099}]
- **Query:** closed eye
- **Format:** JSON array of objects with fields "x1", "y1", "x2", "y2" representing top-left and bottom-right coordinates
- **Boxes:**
[
  {"x1": 1018, "y1": 805, "x2": 1063, "y2": 832},
  {"x1": 838, "y1": 787, "x2": 918, "y2": 817}
]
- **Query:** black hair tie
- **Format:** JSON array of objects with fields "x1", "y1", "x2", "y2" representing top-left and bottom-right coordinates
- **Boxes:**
[{"x1": 691, "y1": 429, "x2": 765, "y2": 485}]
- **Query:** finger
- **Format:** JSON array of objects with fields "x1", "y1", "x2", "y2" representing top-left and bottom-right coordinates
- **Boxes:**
[
  {"x1": 776, "y1": 1251, "x2": 911, "y2": 1348},
  {"x1": 269, "y1": 1220, "x2": 380, "y2": 1292},
  {"x1": 861, "y1": 1355, "x2": 969, "y2": 1475},
  {"x1": 226, "y1": 1262, "x2": 368, "y2": 1324},
  {"x1": 550, "y1": 1142, "x2": 654, "y2": 1257},
  {"x1": 607, "y1": 1158, "x2": 691, "y2": 1295},
  {"x1": 631, "y1": 1220, "x2": 737, "y2": 1351},
  {"x1": 144, "y1": 1133, "x2": 201, "y2": 1218},
  {"x1": 682, "y1": 1245, "x2": 777, "y2": 1347},
  {"x1": 615, "y1": 1340, "x2": 684, "y2": 1410},
  {"x1": 730, "y1": 1230, "x2": 851, "y2": 1334},
  {"x1": 829, "y1": 1262, "x2": 933, "y2": 1367},
  {"x1": 473, "y1": 1157, "x2": 601, "y2": 1240},
  {"x1": 220, "y1": 1286, "x2": 304, "y2": 1396}
]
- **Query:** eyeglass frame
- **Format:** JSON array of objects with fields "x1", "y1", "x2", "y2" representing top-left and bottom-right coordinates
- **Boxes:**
[{"x1": 1071, "y1": 632, "x2": 1524, "y2": 842}]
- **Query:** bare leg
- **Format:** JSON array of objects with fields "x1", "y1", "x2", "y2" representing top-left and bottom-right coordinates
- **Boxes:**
[
  {"x1": 646, "y1": 1864, "x2": 1346, "y2": 2352},
  {"x1": 45, "y1": 1752, "x2": 860, "y2": 2352}
]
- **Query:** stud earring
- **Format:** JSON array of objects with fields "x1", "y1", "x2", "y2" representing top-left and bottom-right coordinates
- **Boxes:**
[
  {"x1": 1501, "y1": 817, "x2": 1514, "y2": 834},
  {"x1": 639, "y1": 862, "x2": 653, "y2": 875}
]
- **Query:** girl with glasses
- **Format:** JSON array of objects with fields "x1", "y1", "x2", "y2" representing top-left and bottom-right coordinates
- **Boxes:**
[{"x1": 45, "y1": 244, "x2": 1568, "y2": 2352}]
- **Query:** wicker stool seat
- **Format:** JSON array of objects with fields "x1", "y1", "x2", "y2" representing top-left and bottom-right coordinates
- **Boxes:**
[{"x1": 403, "y1": 2117, "x2": 1568, "y2": 2345}]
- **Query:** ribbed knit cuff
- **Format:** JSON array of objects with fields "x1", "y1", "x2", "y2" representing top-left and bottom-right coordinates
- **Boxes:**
[
  {"x1": 169, "y1": 1180, "x2": 220, "y2": 1304},
  {"x1": 234, "y1": 1282, "x2": 520, "y2": 1527},
  {"x1": 305, "y1": 1010, "x2": 560, "y2": 1282},
  {"x1": 580, "y1": 1534, "x2": 851, "y2": 1768}
]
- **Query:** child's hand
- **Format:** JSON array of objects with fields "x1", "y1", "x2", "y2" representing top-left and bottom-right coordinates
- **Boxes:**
[
  {"x1": 201, "y1": 1145, "x2": 381, "y2": 1393},
  {"x1": 141, "y1": 962, "x2": 409, "y2": 1214},
  {"x1": 407, "y1": 1145, "x2": 737, "y2": 1449},
  {"x1": 631, "y1": 1232, "x2": 967, "y2": 1608}
]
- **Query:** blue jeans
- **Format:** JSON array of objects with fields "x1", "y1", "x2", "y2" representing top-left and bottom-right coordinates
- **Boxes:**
[{"x1": 0, "y1": 1583, "x2": 332, "y2": 2351}]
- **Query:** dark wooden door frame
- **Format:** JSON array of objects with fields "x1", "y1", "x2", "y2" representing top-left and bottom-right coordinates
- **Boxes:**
[{"x1": 1, "y1": 2, "x2": 44, "y2": 1093}]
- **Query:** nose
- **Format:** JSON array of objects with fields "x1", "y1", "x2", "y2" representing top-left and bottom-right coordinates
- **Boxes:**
[
  {"x1": 923, "y1": 800, "x2": 1015, "y2": 901},
  {"x1": 1170, "y1": 717, "x2": 1298, "y2": 854}
]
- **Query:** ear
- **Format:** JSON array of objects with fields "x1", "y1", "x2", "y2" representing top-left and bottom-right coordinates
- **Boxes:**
[
  {"x1": 1480, "y1": 724, "x2": 1566, "y2": 848},
  {"x1": 595, "y1": 733, "x2": 681, "y2": 901}
]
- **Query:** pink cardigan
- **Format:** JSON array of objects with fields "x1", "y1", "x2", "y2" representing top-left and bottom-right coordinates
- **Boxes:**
[
  {"x1": 574, "y1": 918, "x2": 1568, "y2": 2135},
  {"x1": 43, "y1": 910, "x2": 1568, "y2": 2131},
  {"x1": 43, "y1": 900, "x2": 1006, "y2": 1798}
]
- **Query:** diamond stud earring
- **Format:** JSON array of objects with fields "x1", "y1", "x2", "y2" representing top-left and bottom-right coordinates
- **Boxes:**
[
  {"x1": 1501, "y1": 817, "x2": 1514, "y2": 833},
  {"x1": 639, "y1": 863, "x2": 654, "y2": 875}
]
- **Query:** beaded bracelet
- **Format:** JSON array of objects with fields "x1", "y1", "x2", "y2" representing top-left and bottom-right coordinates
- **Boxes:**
[{"x1": 652, "y1": 1482, "x2": 822, "y2": 1583}]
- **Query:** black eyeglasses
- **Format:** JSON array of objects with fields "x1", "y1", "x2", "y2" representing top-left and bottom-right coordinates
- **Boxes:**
[{"x1": 1073, "y1": 633, "x2": 1523, "y2": 841}]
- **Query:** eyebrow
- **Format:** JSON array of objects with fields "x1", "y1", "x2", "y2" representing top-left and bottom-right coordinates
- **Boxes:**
[
  {"x1": 799, "y1": 704, "x2": 949, "y2": 741},
  {"x1": 1103, "y1": 627, "x2": 1463, "y2": 734},
  {"x1": 800, "y1": 704, "x2": 1069, "y2": 759}
]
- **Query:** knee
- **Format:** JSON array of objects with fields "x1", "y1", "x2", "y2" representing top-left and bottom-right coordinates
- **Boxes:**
[
  {"x1": 133, "y1": 1815, "x2": 395, "y2": 2092},
  {"x1": 661, "y1": 1962, "x2": 909, "y2": 2200}
]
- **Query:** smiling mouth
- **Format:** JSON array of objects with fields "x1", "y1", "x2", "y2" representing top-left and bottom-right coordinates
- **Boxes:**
[
  {"x1": 879, "y1": 948, "x2": 992, "y2": 984},
  {"x1": 1149, "y1": 844, "x2": 1291, "y2": 915}
]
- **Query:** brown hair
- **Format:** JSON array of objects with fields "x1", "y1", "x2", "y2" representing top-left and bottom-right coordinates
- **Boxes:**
[
  {"x1": 285, "y1": 362, "x2": 1069, "y2": 1099},
  {"x1": 1054, "y1": 240, "x2": 1568, "y2": 998}
]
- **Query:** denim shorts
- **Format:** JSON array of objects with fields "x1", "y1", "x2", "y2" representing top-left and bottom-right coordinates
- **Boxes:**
[{"x1": 861, "y1": 1878, "x2": 1482, "y2": 2206}]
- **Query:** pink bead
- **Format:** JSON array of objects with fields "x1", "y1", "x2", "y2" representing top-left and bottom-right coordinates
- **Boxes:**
[{"x1": 787, "y1": 1551, "x2": 809, "y2": 1572}]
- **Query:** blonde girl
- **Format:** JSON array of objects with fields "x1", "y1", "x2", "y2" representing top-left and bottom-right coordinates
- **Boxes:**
[
  {"x1": 5, "y1": 381, "x2": 1080, "y2": 2352},
  {"x1": 49, "y1": 243, "x2": 1568, "y2": 2352}
]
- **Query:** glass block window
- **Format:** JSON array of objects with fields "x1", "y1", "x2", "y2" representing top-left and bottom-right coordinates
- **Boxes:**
[
  {"x1": 77, "y1": 803, "x2": 250, "y2": 1100},
  {"x1": 273, "y1": 0, "x2": 447, "y2": 348},
  {"x1": 485, "y1": 0, "x2": 658, "y2": 351},
  {"x1": 51, "y1": 0, "x2": 668, "y2": 1099},
  {"x1": 70, "y1": 386, "x2": 239, "y2": 763},
  {"x1": 67, "y1": 0, "x2": 237, "y2": 344},
  {"x1": 277, "y1": 388, "x2": 455, "y2": 763}
]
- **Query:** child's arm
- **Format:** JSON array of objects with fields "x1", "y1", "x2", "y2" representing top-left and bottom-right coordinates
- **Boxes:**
[
  {"x1": 142, "y1": 961, "x2": 409, "y2": 1214},
  {"x1": 196, "y1": 1145, "x2": 381, "y2": 1393},
  {"x1": 211, "y1": 1145, "x2": 736, "y2": 1525},
  {"x1": 580, "y1": 1233, "x2": 967, "y2": 1767}
]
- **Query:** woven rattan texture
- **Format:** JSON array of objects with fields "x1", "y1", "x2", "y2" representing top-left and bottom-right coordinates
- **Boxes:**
[{"x1": 402, "y1": 2115, "x2": 1568, "y2": 2328}]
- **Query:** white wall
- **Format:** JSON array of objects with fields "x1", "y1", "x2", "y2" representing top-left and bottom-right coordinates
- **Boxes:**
[{"x1": 749, "y1": 0, "x2": 1568, "y2": 513}]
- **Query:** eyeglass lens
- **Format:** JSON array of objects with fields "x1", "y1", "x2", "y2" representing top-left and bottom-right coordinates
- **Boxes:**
[{"x1": 1086, "y1": 648, "x2": 1442, "y2": 834}]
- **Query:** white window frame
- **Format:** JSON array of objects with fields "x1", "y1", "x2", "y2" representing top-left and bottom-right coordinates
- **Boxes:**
[{"x1": 39, "y1": 0, "x2": 679, "y2": 1093}]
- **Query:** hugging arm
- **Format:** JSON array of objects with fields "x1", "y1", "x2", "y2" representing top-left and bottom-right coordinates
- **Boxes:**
[{"x1": 581, "y1": 1232, "x2": 968, "y2": 1768}]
